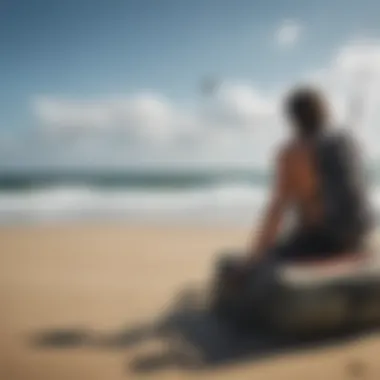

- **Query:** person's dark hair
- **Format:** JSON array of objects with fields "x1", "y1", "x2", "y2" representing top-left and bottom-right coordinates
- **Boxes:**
[{"x1": 285, "y1": 86, "x2": 329, "y2": 138}]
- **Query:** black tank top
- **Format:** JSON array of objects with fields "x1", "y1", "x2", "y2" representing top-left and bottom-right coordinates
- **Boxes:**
[{"x1": 312, "y1": 129, "x2": 372, "y2": 243}]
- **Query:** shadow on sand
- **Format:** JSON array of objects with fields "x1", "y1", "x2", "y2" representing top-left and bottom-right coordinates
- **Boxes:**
[{"x1": 29, "y1": 286, "x2": 377, "y2": 375}]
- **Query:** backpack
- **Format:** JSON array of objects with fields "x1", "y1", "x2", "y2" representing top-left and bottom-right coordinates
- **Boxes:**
[{"x1": 313, "y1": 129, "x2": 373, "y2": 244}]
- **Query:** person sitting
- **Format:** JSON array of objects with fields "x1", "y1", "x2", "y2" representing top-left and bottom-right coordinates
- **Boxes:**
[{"x1": 246, "y1": 86, "x2": 373, "y2": 267}]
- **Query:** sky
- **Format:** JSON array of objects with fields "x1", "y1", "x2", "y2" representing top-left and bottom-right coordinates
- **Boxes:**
[{"x1": 2, "y1": 0, "x2": 380, "y2": 170}]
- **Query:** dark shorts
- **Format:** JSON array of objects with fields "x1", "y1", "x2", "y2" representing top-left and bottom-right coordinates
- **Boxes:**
[
  {"x1": 215, "y1": 227, "x2": 367, "y2": 313},
  {"x1": 271, "y1": 226, "x2": 364, "y2": 263},
  {"x1": 216, "y1": 226, "x2": 365, "y2": 291}
]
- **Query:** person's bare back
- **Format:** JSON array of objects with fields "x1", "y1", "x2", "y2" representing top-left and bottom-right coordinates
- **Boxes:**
[{"x1": 284, "y1": 139, "x2": 323, "y2": 228}]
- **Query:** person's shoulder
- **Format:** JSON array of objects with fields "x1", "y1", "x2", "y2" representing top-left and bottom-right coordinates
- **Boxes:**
[
  {"x1": 275, "y1": 140, "x2": 295, "y2": 166},
  {"x1": 279, "y1": 138, "x2": 301, "y2": 156}
]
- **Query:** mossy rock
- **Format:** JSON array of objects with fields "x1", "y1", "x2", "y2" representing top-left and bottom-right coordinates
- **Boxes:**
[
  {"x1": 270, "y1": 260, "x2": 380, "y2": 336},
  {"x1": 211, "y1": 245, "x2": 380, "y2": 336}
]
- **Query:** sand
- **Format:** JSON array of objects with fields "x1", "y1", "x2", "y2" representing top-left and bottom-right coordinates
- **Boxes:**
[{"x1": 1, "y1": 224, "x2": 380, "y2": 380}]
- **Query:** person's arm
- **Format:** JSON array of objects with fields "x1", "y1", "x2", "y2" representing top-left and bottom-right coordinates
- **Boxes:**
[{"x1": 248, "y1": 147, "x2": 292, "y2": 261}]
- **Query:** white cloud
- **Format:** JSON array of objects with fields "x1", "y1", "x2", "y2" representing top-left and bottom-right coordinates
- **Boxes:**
[
  {"x1": 306, "y1": 40, "x2": 380, "y2": 158},
  {"x1": 275, "y1": 20, "x2": 302, "y2": 49},
  {"x1": 32, "y1": 84, "x2": 280, "y2": 161},
  {"x1": 33, "y1": 85, "x2": 277, "y2": 134},
  {"x1": 199, "y1": 83, "x2": 277, "y2": 133},
  {"x1": 33, "y1": 93, "x2": 180, "y2": 143},
  {"x1": 26, "y1": 39, "x2": 380, "y2": 169}
]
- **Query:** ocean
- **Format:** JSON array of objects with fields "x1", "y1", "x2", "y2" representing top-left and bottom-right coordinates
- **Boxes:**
[{"x1": 0, "y1": 168, "x2": 379, "y2": 225}]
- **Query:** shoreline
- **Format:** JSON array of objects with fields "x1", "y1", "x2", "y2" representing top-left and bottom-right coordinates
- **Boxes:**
[
  {"x1": 0, "y1": 218, "x2": 258, "y2": 232},
  {"x1": 0, "y1": 219, "x2": 255, "y2": 231}
]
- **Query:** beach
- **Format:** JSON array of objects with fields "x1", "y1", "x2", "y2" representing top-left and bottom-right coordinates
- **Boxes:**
[{"x1": 1, "y1": 223, "x2": 380, "y2": 380}]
